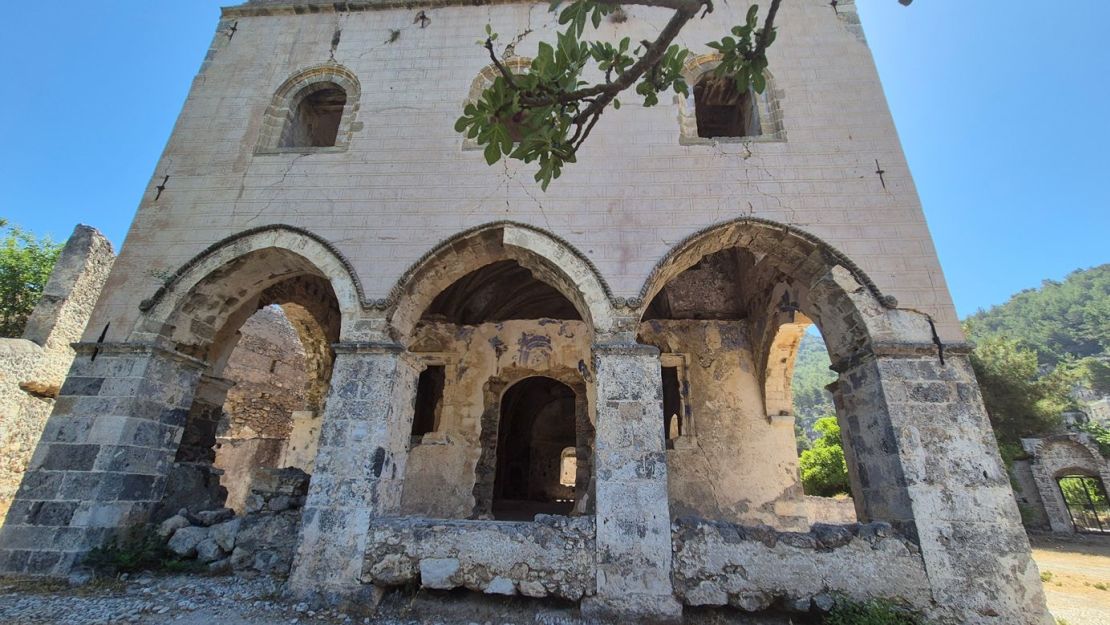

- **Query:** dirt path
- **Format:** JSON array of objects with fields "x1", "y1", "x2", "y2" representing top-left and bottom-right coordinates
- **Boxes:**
[{"x1": 1030, "y1": 534, "x2": 1110, "y2": 625}]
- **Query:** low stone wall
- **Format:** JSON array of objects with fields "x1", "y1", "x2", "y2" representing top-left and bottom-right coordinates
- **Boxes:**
[
  {"x1": 672, "y1": 518, "x2": 931, "y2": 612},
  {"x1": 362, "y1": 515, "x2": 595, "y2": 601},
  {"x1": 805, "y1": 495, "x2": 858, "y2": 525}
]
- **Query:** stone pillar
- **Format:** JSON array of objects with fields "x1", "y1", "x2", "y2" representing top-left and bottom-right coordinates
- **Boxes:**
[
  {"x1": 870, "y1": 349, "x2": 1052, "y2": 625},
  {"x1": 0, "y1": 341, "x2": 205, "y2": 576},
  {"x1": 288, "y1": 342, "x2": 418, "y2": 603},
  {"x1": 582, "y1": 342, "x2": 680, "y2": 624}
]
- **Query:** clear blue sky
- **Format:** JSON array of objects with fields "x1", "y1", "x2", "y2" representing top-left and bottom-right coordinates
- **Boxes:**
[{"x1": 0, "y1": 2, "x2": 1106, "y2": 318}]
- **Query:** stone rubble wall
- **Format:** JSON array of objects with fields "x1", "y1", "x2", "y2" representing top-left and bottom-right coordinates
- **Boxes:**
[
  {"x1": 1022, "y1": 435, "x2": 1110, "y2": 533},
  {"x1": 0, "y1": 226, "x2": 114, "y2": 523},
  {"x1": 671, "y1": 517, "x2": 931, "y2": 613},
  {"x1": 361, "y1": 515, "x2": 596, "y2": 601}
]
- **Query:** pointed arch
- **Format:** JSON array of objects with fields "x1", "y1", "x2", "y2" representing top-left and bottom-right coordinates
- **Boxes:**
[
  {"x1": 136, "y1": 225, "x2": 363, "y2": 353},
  {"x1": 637, "y1": 217, "x2": 896, "y2": 367},
  {"x1": 388, "y1": 222, "x2": 616, "y2": 339}
]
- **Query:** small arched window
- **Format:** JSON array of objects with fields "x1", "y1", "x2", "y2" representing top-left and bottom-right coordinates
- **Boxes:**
[
  {"x1": 678, "y1": 54, "x2": 784, "y2": 145},
  {"x1": 281, "y1": 83, "x2": 347, "y2": 148},
  {"x1": 462, "y1": 58, "x2": 532, "y2": 151},
  {"x1": 559, "y1": 447, "x2": 577, "y2": 487},
  {"x1": 693, "y1": 74, "x2": 759, "y2": 138},
  {"x1": 256, "y1": 64, "x2": 361, "y2": 154}
]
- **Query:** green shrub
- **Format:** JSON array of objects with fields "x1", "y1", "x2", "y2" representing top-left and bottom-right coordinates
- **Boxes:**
[
  {"x1": 824, "y1": 597, "x2": 924, "y2": 625},
  {"x1": 82, "y1": 526, "x2": 172, "y2": 575}
]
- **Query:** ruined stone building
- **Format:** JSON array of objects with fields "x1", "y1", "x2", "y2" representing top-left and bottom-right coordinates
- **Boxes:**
[{"x1": 0, "y1": 1, "x2": 1054, "y2": 623}]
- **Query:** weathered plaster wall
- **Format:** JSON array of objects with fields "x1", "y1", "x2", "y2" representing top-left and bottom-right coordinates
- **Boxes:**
[
  {"x1": 83, "y1": 0, "x2": 963, "y2": 349},
  {"x1": 362, "y1": 515, "x2": 595, "y2": 601},
  {"x1": 638, "y1": 320, "x2": 805, "y2": 530},
  {"x1": 400, "y1": 319, "x2": 592, "y2": 518},
  {"x1": 672, "y1": 518, "x2": 931, "y2": 612},
  {"x1": 0, "y1": 226, "x2": 114, "y2": 523}
]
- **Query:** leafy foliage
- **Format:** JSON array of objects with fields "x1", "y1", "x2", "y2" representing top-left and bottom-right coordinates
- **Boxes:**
[
  {"x1": 0, "y1": 220, "x2": 62, "y2": 338},
  {"x1": 964, "y1": 265, "x2": 1109, "y2": 367},
  {"x1": 457, "y1": 0, "x2": 784, "y2": 189},
  {"x1": 823, "y1": 597, "x2": 926, "y2": 625},
  {"x1": 1079, "y1": 421, "x2": 1110, "y2": 458},
  {"x1": 83, "y1": 526, "x2": 169, "y2": 575},
  {"x1": 799, "y1": 416, "x2": 850, "y2": 497},
  {"x1": 968, "y1": 334, "x2": 1072, "y2": 447}
]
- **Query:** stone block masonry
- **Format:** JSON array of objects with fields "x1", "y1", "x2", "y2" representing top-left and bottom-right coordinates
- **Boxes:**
[
  {"x1": 0, "y1": 1, "x2": 1055, "y2": 623},
  {"x1": 0, "y1": 225, "x2": 114, "y2": 523}
]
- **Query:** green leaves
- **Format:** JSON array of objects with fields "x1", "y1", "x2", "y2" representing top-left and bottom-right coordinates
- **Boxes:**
[
  {"x1": 457, "y1": 0, "x2": 781, "y2": 190},
  {"x1": 0, "y1": 223, "x2": 61, "y2": 337},
  {"x1": 706, "y1": 3, "x2": 775, "y2": 94}
]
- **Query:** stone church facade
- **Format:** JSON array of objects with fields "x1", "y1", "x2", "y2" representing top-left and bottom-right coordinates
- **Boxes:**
[{"x1": 0, "y1": 1, "x2": 1051, "y2": 623}]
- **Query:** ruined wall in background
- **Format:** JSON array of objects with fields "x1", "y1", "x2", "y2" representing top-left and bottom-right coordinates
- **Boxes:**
[
  {"x1": 638, "y1": 320, "x2": 805, "y2": 530},
  {"x1": 0, "y1": 225, "x2": 114, "y2": 523},
  {"x1": 215, "y1": 306, "x2": 313, "y2": 512}
]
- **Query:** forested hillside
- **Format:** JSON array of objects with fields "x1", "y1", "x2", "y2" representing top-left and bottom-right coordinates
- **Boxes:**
[
  {"x1": 964, "y1": 264, "x2": 1109, "y2": 367},
  {"x1": 791, "y1": 332, "x2": 836, "y2": 434},
  {"x1": 791, "y1": 264, "x2": 1109, "y2": 446}
]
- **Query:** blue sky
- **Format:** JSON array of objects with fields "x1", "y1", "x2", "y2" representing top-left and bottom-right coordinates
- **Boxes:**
[{"x1": 0, "y1": 2, "x2": 1106, "y2": 318}]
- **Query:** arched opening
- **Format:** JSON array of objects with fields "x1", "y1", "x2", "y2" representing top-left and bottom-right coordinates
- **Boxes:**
[
  {"x1": 393, "y1": 225, "x2": 606, "y2": 520},
  {"x1": 153, "y1": 248, "x2": 341, "y2": 519},
  {"x1": 693, "y1": 73, "x2": 760, "y2": 139},
  {"x1": 280, "y1": 83, "x2": 347, "y2": 148},
  {"x1": 1056, "y1": 473, "x2": 1110, "y2": 534},
  {"x1": 638, "y1": 220, "x2": 894, "y2": 530},
  {"x1": 493, "y1": 377, "x2": 578, "y2": 520}
]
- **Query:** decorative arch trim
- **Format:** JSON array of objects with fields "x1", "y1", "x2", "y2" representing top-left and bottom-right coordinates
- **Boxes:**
[
  {"x1": 387, "y1": 221, "x2": 616, "y2": 336},
  {"x1": 138, "y1": 224, "x2": 365, "y2": 318},
  {"x1": 637, "y1": 216, "x2": 895, "y2": 310},
  {"x1": 678, "y1": 53, "x2": 785, "y2": 144},
  {"x1": 256, "y1": 63, "x2": 362, "y2": 153}
]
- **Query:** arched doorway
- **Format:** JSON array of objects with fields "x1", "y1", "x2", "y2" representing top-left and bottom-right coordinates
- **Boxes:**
[
  {"x1": 493, "y1": 377, "x2": 578, "y2": 520},
  {"x1": 637, "y1": 220, "x2": 904, "y2": 530},
  {"x1": 150, "y1": 248, "x2": 342, "y2": 518}
]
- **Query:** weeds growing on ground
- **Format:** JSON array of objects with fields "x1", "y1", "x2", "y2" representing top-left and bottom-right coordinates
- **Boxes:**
[
  {"x1": 823, "y1": 597, "x2": 926, "y2": 625},
  {"x1": 82, "y1": 525, "x2": 199, "y2": 576}
]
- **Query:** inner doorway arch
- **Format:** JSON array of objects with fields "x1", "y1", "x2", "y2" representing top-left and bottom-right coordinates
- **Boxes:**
[{"x1": 492, "y1": 376, "x2": 581, "y2": 520}]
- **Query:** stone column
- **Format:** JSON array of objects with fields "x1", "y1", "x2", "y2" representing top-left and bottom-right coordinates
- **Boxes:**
[
  {"x1": 0, "y1": 341, "x2": 205, "y2": 576},
  {"x1": 288, "y1": 342, "x2": 418, "y2": 603},
  {"x1": 583, "y1": 342, "x2": 681, "y2": 624},
  {"x1": 869, "y1": 349, "x2": 1052, "y2": 625}
]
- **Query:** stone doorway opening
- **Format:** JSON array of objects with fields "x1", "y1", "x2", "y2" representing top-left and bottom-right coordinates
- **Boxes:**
[
  {"x1": 493, "y1": 376, "x2": 579, "y2": 520},
  {"x1": 158, "y1": 265, "x2": 340, "y2": 520},
  {"x1": 1058, "y1": 474, "x2": 1110, "y2": 534}
]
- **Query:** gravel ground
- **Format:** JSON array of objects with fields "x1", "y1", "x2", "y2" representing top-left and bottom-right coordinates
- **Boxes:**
[
  {"x1": 0, "y1": 573, "x2": 804, "y2": 625},
  {"x1": 1030, "y1": 533, "x2": 1110, "y2": 625}
]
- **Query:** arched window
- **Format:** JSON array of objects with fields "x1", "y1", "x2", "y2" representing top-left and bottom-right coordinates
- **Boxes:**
[
  {"x1": 281, "y1": 83, "x2": 347, "y2": 148},
  {"x1": 693, "y1": 74, "x2": 760, "y2": 138},
  {"x1": 559, "y1": 447, "x2": 577, "y2": 487},
  {"x1": 678, "y1": 54, "x2": 784, "y2": 144},
  {"x1": 462, "y1": 58, "x2": 532, "y2": 151},
  {"x1": 256, "y1": 64, "x2": 361, "y2": 153}
]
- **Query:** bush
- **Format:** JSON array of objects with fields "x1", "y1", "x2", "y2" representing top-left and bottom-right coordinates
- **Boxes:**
[
  {"x1": 82, "y1": 526, "x2": 173, "y2": 575},
  {"x1": 824, "y1": 598, "x2": 925, "y2": 625}
]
